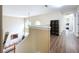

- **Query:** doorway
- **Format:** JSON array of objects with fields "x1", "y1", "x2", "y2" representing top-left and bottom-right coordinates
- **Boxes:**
[{"x1": 50, "y1": 20, "x2": 59, "y2": 36}]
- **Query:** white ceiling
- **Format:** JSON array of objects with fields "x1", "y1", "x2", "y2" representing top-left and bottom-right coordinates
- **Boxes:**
[{"x1": 3, "y1": 5, "x2": 78, "y2": 17}]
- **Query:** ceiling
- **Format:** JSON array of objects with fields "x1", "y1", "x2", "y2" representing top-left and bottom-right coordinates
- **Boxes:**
[{"x1": 3, "y1": 5, "x2": 79, "y2": 17}]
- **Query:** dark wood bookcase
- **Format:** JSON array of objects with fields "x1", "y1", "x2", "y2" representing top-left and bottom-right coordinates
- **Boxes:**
[{"x1": 50, "y1": 20, "x2": 59, "y2": 36}]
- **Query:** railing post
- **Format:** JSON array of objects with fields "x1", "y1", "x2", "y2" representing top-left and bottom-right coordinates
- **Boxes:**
[{"x1": 14, "y1": 44, "x2": 16, "y2": 53}]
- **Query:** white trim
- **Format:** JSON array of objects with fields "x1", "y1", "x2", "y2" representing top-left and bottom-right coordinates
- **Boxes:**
[{"x1": 29, "y1": 25, "x2": 50, "y2": 30}]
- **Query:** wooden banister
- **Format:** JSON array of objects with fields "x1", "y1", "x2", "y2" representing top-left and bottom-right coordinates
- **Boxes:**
[{"x1": 4, "y1": 43, "x2": 16, "y2": 53}]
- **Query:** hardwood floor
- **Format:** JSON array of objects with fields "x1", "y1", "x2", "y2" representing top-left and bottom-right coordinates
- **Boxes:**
[{"x1": 50, "y1": 30, "x2": 79, "y2": 53}]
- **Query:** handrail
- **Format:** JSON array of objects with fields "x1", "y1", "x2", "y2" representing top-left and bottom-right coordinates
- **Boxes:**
[
  {"x1": 3, "y1": 32, "x2": 9, "y2": 47},
  {"x1": 3, "y1": 43, "x2": 16, "y2": 53}
]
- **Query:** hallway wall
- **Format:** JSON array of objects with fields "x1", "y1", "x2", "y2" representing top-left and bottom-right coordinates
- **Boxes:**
[
  {"x1": 28, "y1": 11, "x2": 62, "y2": 25},
  {"x1": 77, "y1": 7, "x2": 79, "y2": 33},
  {"x1": 2, "y1": 16, "x2": 24, "y2": 41},
  {"x1": 75, "y1": 7, "x2": 79, "y2": 36},
  {"x1": 26, "y1": 11, "x2": 63, "y2": 35},
  {"x1": 60, "y1": 7, "x2": 78, "y2": 36},
  {"x1": 25, "y1": 6, "x2": 79, "y2": 35}
]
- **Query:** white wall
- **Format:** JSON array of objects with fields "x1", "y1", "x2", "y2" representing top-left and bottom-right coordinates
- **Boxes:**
[
  {"x1": 75, "y1": 6, "x2": 79, "y2": 36},
  {"x1": 2, "y1": 16, "x2": 24, "y2": 40},
  {"x1": 26, "y1": 7, "x2": 78, "y2": 35},
  {"x1": 74, "y1": 13, "x2": 79, "y2": 37},
  {"x1": 62, "y1": 14, "x2": 75, "y2": 32},
  {"x1": 28, "y1": 11, "x2": 62, "y2": 25},
  {"x1": 77, "y1": 7, "x2": 79, "y2": 33},
  {"x1": 26, "y1": 11, "x2": 63, "y2": 35}
]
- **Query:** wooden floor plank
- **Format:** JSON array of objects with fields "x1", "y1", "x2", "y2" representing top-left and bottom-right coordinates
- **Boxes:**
[{"x1": 50, "y1": 30, "x2": 79, "y2": 53}]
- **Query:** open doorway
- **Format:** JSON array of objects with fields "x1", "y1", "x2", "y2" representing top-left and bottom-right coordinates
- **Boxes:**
[{"x1": 50, "y1": 20, "x2": 59, "y2": 36}]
